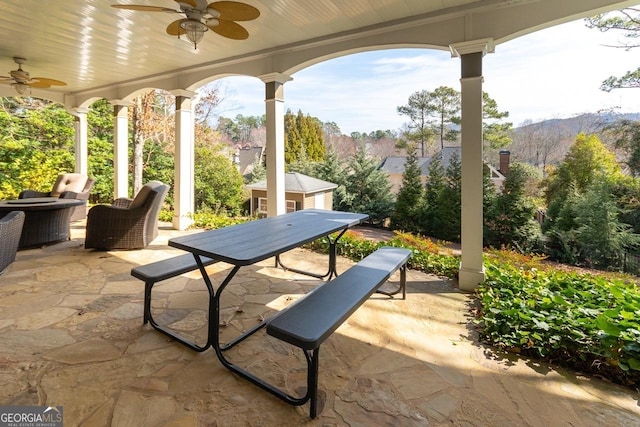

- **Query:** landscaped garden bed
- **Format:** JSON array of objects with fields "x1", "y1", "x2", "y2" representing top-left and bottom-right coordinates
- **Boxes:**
[{"x1": 479, "y1": 250, "x2": 640, "y2": 390}]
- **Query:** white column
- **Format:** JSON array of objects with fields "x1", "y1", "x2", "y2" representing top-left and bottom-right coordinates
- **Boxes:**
[
  {"x1": 450, "y1": 39, "x2": 494, "y2": 291},
  {"x1": 110, "y1": 100, "x2": 130, "y2": 199},
  {"x1": 260, "y1": 73, "x2": 292, "y2": 217},
  {"x1": 172, "y1": 90, "x2": 196, "y2": 230},
  {"x1": 70, "y1": 107, "x2": 89, "y2": 176}
]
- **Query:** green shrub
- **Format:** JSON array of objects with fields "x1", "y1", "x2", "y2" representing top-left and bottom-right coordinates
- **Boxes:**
[
  {"x1": 159, "y1": 210, "x2": 250, "y2": 229},
  {"x1": 306, "y1": 230, "x2": 460, "y2": 279},
  {"x1": 190, "y1": 212, "x2": 250, "y2": 229},
  {"x1": 478, "y1": 259, "x2": 640, "y2": 388}
]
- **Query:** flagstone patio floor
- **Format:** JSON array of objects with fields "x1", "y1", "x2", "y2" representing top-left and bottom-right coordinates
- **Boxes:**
[{"x1": 0, "y1": 223, "x2": 639, "y2": 426}]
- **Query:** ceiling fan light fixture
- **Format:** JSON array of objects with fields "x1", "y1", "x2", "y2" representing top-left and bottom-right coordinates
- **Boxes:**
[
  {"x1": 206, "y1": 8, "x2": 220, "y2": 19},
  {"x1": 11, "y1": 82, "x2": 28, "y2": 94},
  {"x1": 179, "y1": 19, "x2": 208, "y2": 49}
]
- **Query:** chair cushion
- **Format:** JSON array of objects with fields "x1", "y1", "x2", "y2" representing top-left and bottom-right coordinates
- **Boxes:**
[
  {"x1": 50, "y1": 173, "x2": 88, "y2": 197},
  {"x1": 129, "y1": 181, "x2": 163, "y2": 210}
]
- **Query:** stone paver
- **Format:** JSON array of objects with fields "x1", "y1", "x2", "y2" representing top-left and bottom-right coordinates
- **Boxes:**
[{"x1": 0, "y1": 223, "x2": 638, "y2": 426}]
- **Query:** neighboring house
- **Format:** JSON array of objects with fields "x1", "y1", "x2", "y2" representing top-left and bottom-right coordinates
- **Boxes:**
[
  {"x1": 379, "y1": 147, "x2": 510, "y2": 193},
  {"x1": 378, "y1": 156, "x2": 431, "y2": 193},
  {"x1": 245, "y1": 172, "x2": 338, "y2": 216},
  {"x1": 235, "y1": 146, "x2": 265, "y2": 179}
]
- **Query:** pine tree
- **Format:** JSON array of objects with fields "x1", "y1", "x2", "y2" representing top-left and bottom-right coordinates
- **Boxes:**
[
  {"x1": 288, "y1": 147, "x2": 316, "y2": 175},
  {"x1": 391, "y1": 144, "x2": 423, "y2": 232},
  {"x1": 340, "y1": 142, "x2": 394, "y2": 225},
  {"x1": 315, "y1": 148, "x2": 348, "y2": 208},
  {"x1": 574, "y1": 179, "x2": 640, "y2": 269},
  {"x1": 484, "y1": 163, "x2": 541, "y2": 251},
  {"x1": 435, "y1": 150, "x2": 462, "y2": 242},
  {"x1": 422, "y1": 154, "x2": 446, "y2": 236}
]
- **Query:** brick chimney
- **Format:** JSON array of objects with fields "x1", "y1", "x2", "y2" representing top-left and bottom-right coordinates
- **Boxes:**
[{"x1": 499, "y1": 150, "x2": 510, "y2": 176}]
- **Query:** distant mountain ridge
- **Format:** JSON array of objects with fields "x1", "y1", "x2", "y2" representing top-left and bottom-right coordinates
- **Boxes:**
[
  {"x1": 508, "y1": 112, "x2": 640, "y2": 168},
  {"x1": 515, "y1": 112, "x2": 640, "y2": 133}
]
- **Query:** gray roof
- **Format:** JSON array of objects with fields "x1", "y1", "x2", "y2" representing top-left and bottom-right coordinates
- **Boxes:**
[
  {"x1": 378, "y1": 156, "x2": 431, "y2": 175},
  {"x1": 246, "y1": 172, "x2": 337, "y2": 194},
  {"x1": 440, "y1": 146, "x2": 461, "y2": 170},
  {"x1": 378, "y1": 147, "x2": 506, "y2": 179},
  {"x1": 378, "y1": 147, "x2": 462, "y2": 175}
]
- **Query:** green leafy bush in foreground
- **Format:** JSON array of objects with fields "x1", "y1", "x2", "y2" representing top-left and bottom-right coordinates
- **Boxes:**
[{"x1": 478, "y1": 258, "x2": 640, "y2": 388}]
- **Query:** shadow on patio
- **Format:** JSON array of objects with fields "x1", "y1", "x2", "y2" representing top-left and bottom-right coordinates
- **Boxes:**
[{"x1": 0, "y1": 223, "x2": 638, "y2": 426}]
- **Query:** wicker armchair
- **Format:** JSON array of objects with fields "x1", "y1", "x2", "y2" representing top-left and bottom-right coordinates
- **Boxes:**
[
  {"x1": 84, "y1": 181, "x2": 169, "y2": 250},
  {"x1": 20, "y1": 173, "x2": 95, "y2": 222},
  {"x1": 0, "y1": 211, "x2": 25, "y2": 274}
]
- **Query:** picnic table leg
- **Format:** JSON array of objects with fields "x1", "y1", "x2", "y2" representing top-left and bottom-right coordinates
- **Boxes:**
[
  {"x1": 211, "y1": 330, "x2": 313, "y2": 411},
  {"x1": 275, "y1": 228, "x2": 349, "y2": 280},
  {"x1": 308, "y1": 348, "x2": 320, "y2": 418},
  {"x1": 142, "y1": 255, "x2": 221, "y2": 352},
  {"x1": 201, "y1": 261, "x2": 318, "y2": 416},
  {"x1": 143, "y1": 279, "x2": 153, "y2": 324},
  {"x1": 376, "y1": 264, "x2": 407, "y2": 300}
]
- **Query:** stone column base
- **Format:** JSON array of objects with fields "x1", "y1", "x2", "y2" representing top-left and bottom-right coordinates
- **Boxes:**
[
  {"x1": 458, "y1": 263, "x2": 485, "y2": 292},
  {"x1": 172, "y1": 215, "x2": 193, "y2": 231}
]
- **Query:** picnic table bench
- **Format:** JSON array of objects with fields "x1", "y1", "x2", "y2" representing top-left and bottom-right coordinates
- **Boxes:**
[{"x1": 266, "y1": 246, "x2": 412, "y2": 418}]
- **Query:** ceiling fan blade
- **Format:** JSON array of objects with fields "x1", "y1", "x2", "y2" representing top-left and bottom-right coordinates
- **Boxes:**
[
  {"x1": 175, "y1": 0, "x2": 198, "y2": 8},
  {"x1": 166, "y1": 19, "x2": 187, "y2": 36},
  {"x1": 30, "y1": 78, "x2": 67, "y2": 88},
  {"x1": 210, "y1": 20, "x2": 249, "y2": 40},
  {"x1": 209, "y1": 1, "x2": 260, "y2": 21},
  {"x1": 111, "y1": 4, "x2": 177, "y2": 13}
]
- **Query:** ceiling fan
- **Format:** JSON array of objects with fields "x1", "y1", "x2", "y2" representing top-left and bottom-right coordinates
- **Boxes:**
[
  {"x1": 111, "y1": 1, "x2": 260, "y2": 49},
  {"x1": 0, "y1": 57, "x2": 67, "y2": 95}
]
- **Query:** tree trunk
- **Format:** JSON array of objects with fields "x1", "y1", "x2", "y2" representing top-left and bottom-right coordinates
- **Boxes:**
[{"x1": 132, "y1": 97, "x2": 144, "y2": 195}]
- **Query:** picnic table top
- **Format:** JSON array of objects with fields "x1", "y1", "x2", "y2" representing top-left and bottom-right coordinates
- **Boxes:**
[{"x1": 169, "y1": 209, "x2": 368, "y2": 266}]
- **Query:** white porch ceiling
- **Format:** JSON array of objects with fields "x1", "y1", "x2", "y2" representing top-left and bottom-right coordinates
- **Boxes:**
[{"x1": 0, "y1": 0, "x2": 636, "y2": 106}]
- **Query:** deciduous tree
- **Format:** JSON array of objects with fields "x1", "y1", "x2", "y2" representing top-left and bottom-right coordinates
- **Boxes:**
[
  {"x1": 194, "y1": 146, "x2": 244, "y2": 215},
  {"x1": 544, "y1": 133, "x2": 624, "y2": 206}
]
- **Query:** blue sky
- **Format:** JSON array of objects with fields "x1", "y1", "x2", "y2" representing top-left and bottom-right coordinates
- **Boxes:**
[{"x1": 216, "y1": 18, "x2": 640, "y2": 134}]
